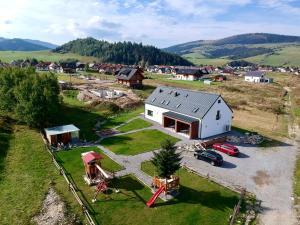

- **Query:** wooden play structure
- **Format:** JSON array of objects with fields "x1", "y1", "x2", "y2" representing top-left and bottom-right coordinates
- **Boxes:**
[
  {"x1": 81, "y1": 151, "x2": 114, "y2": 201},
  {"x1": 151, "y1": 175, "x2": 180, "y2": 193},
  {"x1": 147, "y1": 175, "x2": 180, "y2": 207}
]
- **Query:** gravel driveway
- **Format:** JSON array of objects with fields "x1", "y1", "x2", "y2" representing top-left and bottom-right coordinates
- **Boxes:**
[{"x1": 181, "y1": 142, "x2": 298, "y2": 225}]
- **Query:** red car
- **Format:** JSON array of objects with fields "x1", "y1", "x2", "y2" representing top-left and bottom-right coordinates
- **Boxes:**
[{"x1": 212, "y1": 143, "x2": 239, "y2": 156}]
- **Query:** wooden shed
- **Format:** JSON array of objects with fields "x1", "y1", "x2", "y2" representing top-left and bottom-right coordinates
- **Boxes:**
[{"x1": 44, "y1": 124, "x2": 80, "y2": 146}]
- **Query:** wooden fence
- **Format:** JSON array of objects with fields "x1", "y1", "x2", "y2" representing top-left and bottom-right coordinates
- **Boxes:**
[
  {"x1": 229, "y1": 188, "x2": 246, "y2": 225},
  {"x1": 41, "y1": 134, "x2": 97, "y2": 225}
]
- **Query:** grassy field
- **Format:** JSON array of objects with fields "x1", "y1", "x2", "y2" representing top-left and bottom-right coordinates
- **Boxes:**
[
  {"x1": 0, "y1": 116, "x2": 84, "y2": 224},
  {"x1": 117, "y1": 118, "x2": 152, "y2": 133},
  {"x1": 55, "y1": 147, "x2": 124, "y2": 173},
  {"x1": 0, "y1": 50, "x2": 99, "y2": 63},
  {"x1": 100, "y1": 107, "x2": 144, "y2": 130},
  {"x1": 295, "y1": 152, "x2": 300, "y2": 204},
  {"x1": 100, "y1": 129, "x2": 180, "y2": 155},
  {"x1": 55, "y1": 151, "x2": 239, "y2": 225},
  {"x1": 182, "y1": 43, "x2": 300, "y2": 67},
  {"x1": 244, "y1": 45, "x2": 300, "y2": 67},
  {"x1": 144, "y1": 72, "x2": 219, "y2": 91}
]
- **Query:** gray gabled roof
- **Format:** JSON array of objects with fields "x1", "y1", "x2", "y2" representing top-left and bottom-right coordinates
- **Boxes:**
[
  {"x1": 116, "y1": 68, "x2": 141, "y2": 80},
  {"x1": 145, "y1": 86, "x2": 222, "y2": 119},
  {"x1": 245, "y1": 71, "x2": 265, "y2": 77}
]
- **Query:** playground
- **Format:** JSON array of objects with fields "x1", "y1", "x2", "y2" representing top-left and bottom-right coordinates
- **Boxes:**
[{"x1": 55, "y1": 146, "x2": 240, "y2": 225}]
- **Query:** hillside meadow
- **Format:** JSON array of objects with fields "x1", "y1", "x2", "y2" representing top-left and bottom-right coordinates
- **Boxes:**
[{"x1": 0, "y1": 50, "x2": 99, "y2": 63}]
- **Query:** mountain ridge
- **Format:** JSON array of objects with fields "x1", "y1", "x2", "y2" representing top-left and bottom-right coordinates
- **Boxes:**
[
  {"x1": 164, "y1": 33, "x2": 300, "y2": 54},
  {"x1": 0, "y1": 37, "x2": 57, "y2": 51},
  {"x1": 53, "y1": 37, "x2": 193, "y2": 66},
  {"x1": 163, "y1": 33, "x2": 300, "y2": 66}
]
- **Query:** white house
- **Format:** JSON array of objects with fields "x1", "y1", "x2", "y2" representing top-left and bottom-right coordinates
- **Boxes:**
[
  {"x1": 175, "y1": 68, "x2": 208, "y2": 81},
  {"x1": 145, "y1": 86, "x2": 233, "y2": 139},
  {"x1": 244, "y1": 71, "x2": 273, "y2": 83}
]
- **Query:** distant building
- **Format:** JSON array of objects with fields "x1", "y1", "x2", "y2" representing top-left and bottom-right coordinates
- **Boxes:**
[
  {"x1": 76, "y1": 62, "x2": 86, "y2": 71},
  {"x1": 244, "y1": 71, "x2": 273, "y2": 83},
  {"x1": 60, "y1": 62, "x2": 76, "y2": 73},
  {"x1": 116, "y1": 67, "x2": 144, "y2": 88},
  {"x1": 49, "y1": 62, "x2": 60, "y2": 72},
  {"x1": 145, "y1": 86, "x2": 233, "y2": 139},
  {"x1": 36, "y1": 62, "x2": 51, "y2": 71},
  {"x1": 175, "y1": 68, "x2": 208, "y2": 81}
]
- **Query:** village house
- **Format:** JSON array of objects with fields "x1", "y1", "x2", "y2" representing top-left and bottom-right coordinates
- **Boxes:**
[
  {"x1": 49, "y1": 62, "x2": 60, "y2": 72},
  {"x1": 36, "y1": 62, "x2": 51, "y2": 71},
  {"x1": 175, "y1": 68, "x2": 209, "y2": 81},
  {"x1": 116, "y1": 67, "x2": 144, "y2": 88},
  {"x1": 60, "y1": 62, "x2": 76, "y2": 73},
  {"x1": 76, "y1": 62, "x2": 86, "y2": 72},
  {"x1": 145, "y1": 86, "x2": 233, "y2": 139},
  {"x1": 244, "y1": 71, "x2": 273, "y2": 83}
]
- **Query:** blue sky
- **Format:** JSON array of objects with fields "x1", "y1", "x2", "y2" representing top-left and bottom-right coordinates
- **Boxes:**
[{"x1": 1, "y1": 0, "x2": 300, "y2": 47}]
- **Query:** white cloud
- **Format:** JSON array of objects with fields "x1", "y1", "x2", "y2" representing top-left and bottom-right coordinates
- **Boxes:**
[{"x1": 0, "y1": 0, "x2": 299, "y2": 47}]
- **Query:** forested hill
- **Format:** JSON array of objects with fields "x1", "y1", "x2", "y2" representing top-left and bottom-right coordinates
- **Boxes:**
[{"x1": 52, "y1": 38, "x2": 193, "y2": 66}]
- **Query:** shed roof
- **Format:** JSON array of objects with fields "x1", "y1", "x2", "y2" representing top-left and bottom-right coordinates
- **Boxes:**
[
  {"x1": 44, "y1": 124, "x2": 80, "y2": 136},
  {"x1": 81, "y1": 151, "x2": 103, "y2": 164},
  {"x1": 163, "y1": 111, "x2": 199, "y2": 123},
  {"x1": 245, "y1": 71, "x2": 265, "y2": 77},
  {"x1": 145, "y1": 86, "x2": 224, "y2": 119}
]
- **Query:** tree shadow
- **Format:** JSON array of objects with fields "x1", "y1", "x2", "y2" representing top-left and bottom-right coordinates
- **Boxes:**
[
  {"x1": 221, "y1": 161, "x2": 237, "y2": 169},
  {"x1": 0, "y1": 116, "x2": 14, "y2": 182},
  {"x1": 53, "y1": 104, "x2": 103, "y2": 141},
  {"x1": 98, "y1": 176, "x2": 147, "y2": 204},
  {"x1": 155, "y1": 185, "x2": 239, "y2": 211}
]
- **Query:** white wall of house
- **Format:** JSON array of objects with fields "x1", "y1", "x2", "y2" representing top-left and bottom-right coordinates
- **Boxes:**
[
  {"x1": 145, "y1": 97, "x2": 232, "y2": 139},
  {"x1": 245, "y1": 75, "x2": 273, "y2": 83},
  {"x1": 175, "y1": 74, "x2": 196, "y2": 81},
  {"x1": 245, "y1": 75, "x2": 261, "y2": 83},
  {"x1": 200, "y1": 97, "x2": 232, "y2": 139},
  {"x1": 145, "y1": 104, "x2": 169, "y2": 124}
]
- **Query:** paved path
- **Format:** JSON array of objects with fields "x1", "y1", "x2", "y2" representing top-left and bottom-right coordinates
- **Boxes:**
[{"x1": 97, "y1": 144, "x2": 174, "y2": 201}]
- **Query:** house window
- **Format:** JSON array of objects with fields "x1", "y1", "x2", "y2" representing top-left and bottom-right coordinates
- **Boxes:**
[
  {"x1": 147, "y1": 110, "x2": 153, "y2": 116},
  {"x1": 218, "y1": 99, "x2": 221, "y2": 103},
  {"x1": 216, "y1": 110, "x2": 221, "y2": 120}
]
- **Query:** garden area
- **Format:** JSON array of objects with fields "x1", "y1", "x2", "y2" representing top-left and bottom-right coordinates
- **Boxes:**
[
  {"x1": 54, "y1": 146, "x2": 240, "y2": 225},
  {"x1": 116, "y1": 118, "x2": 152, "y2": 133},
  {"x1": 100, "y1": 129, "x2": 180, "y2": 155}
]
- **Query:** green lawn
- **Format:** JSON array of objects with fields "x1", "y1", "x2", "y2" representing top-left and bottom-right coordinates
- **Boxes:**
[
  {"x1": 0, "y1": 118, "x2": 84, "y2": 224},
  {"x1": 101, "y1": 107, "x2": 144, "y2": 130},
  {"x1": 62, "y1": 90, "x2": 85, "y2": 107},
  {"x1": 144, "y1": 72, "x2": 219, "y2": 91},
  {"x1": 55, "y1": 150, "x2": 238, "y2": 225},
  {"x1": 0, "y1": 50, "x2": 98, "y2": 63},
  {"x1": 117, "y1": 118, "x2": 152, "y2": 133},
  {"x1": 55, "y1": 147, "x2": 124, "y2": 173},
  {"x1": 294, "y1": 152, "x2": 300, "y2": 205},
  {"x1": 100, "y1": 129, "x2": 180, "y2": 155}
]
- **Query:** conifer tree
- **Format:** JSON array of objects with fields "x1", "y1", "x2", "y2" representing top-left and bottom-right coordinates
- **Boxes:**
[{"x1": 151, "y1": 139, "x2": 182, "y2": 178}]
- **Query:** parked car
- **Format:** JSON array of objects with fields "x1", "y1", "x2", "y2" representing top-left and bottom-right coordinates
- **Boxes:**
[
  {"x1": 212, "y1": 143, "x2": 239, "y2": 156},
  {"x1": 194, "y1": 150, "x2": 223, "y2": 166}
]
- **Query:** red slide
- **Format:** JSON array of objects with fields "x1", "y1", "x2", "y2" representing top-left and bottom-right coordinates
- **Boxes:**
[{"x1": 146, "y1": 186, "x2": 165, "y2": 207}]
